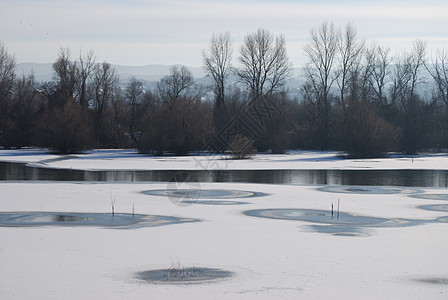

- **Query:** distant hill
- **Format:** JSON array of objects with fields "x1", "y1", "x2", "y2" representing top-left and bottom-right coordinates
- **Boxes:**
[
  {"x1": 16, "y1": 62, "x2": 207, "y2": 83},
  {"x1": 16, "y1": 63, "x2": 54, "y2": 82},
  {"x1": 15, "y1": 62, "x2": 304, "y2": 99},
  {"x1": 113, "y1": 64, "x2": 206, "y2": 82}
]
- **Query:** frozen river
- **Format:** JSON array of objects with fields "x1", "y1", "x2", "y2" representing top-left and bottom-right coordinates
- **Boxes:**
[{"x1": 1, "y1": 161, "x2": 448, "y2": 187}]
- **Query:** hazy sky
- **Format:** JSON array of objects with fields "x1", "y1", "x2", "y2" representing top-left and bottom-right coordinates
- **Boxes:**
[{"x1": 1, "y1": 0, "x2": 447, "y2": 67}]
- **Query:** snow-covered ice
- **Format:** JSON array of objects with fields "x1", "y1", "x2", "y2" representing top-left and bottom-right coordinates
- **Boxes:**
[{"x1": 1, "y1": 149, "x2": 448, "y2": 299}]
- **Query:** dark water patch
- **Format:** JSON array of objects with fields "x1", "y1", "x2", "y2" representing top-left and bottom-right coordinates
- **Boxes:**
[
  {"x1": 306, "y1": 224, "x2": 371, "y2": 237},
  {"x1": 346, "y1": 187, "x2": 372, "y2": 192},
  {"x1": 412, "y1": 277, "x2": 448, "y2": 285},
  {"x1": 0, "y1": 212, "x2": 199, "y2": 228},
  {"x1": 435, "y1": 216, "x2": 448, "y2": 223},
  {"x1": 2, "y1": 161, "x2": 448, "y2": 187},
  {"x1": 417, "y1": 204, "x2": 448, "y2": 212},
  {"x1": 409, "y1": 194, "x2": 448, "y2": 201},
  {"x1": 244, "y1": 209, "x2": 394, "y2": 226},
  {"x1": 37, "y1": 155, "x2": 76, "y2": 165},
  {"x1": 318, "y1": 185, "x2": 421, "y2": 194},
  {"x1": 186, "y1": 200, "x2": 250, "y2": 205},
  {"x1": 136, "y1": 267, "x2": 233, "y2": 284}
]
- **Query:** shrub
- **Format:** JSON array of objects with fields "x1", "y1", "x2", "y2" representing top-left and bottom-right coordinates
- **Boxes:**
[{"x1": 228, "y1": 134, "x2": 255, "y2": 159}]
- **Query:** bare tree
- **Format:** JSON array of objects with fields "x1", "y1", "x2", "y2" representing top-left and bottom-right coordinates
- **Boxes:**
[
  {"x1": 356, "y1": 45, "x2": 374, "y2": 103},
  {"x1": 109, "y1": 86, "x2": 129, "y2": 147},
  {"x1": 52, "y1": 48, "x2": 78, "y2": 102},
  {"x1": 303, "y1": 21, "x2": 339, "y2": 149},
  {"x1": 157, "y1": 66, "x2": 194, "y2": 105},
  {"x1": 10, "y1": 74, "x2": 40, "y2": 147},
  {"x1": 0, "y1": 42, "x2": 16, "y2": 96},
  {"x1": 304, "y1": 22, "x2": 339, "y2": 105},
  {"x1": 92, "y1": 62, "x2": 119, "y2": 145},
  {"x1": 237, "y1": 28, "x2": 291, "y2": 101},
  {"x1": 408, "y1": 40, "x2": 427, "y2": 103},
  {"x1": 0, "y1": 42, "x2": 16, "y2": 147},
  {"x1": 390, "y1": 53, "x2": 410, "y2": 108},
  {"x1": 337, "y1": 23, "x2": 364, "y2": 109},
  {"x1": 368, "y1": 44, "x2": 392, "y2": 105},
  {"x1": 93, "y1": 62, "x2": 119, "y2": 112},
  {"x1": 426, "y1": 48, "x2": 448, "y2": 108},
  {"x1": 203, "y1": 32, "x2": 232, "y2": 129},
  {"x1": 77, "y1": 50, "x2": 96, "y2": 106},
  {"x1": 389, "y1": 40, "x2": 428, "y2": 154},
  {"x1": 125, "y1": 77, "x2": 144, "y2": 145},
  {"x1": 391, "y1": 40, "x2": 427, "y2": 112},
  {"x1": 425, "y1": 48, "x2": 448, "y2": 148}
]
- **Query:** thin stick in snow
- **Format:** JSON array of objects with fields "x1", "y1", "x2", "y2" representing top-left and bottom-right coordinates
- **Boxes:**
[
  {"x1": 110, "y1": 190, "x2": 116, "y2": 216},
  {"x1": 337, "y1": 198, "x2": 340, "y2": 220}
]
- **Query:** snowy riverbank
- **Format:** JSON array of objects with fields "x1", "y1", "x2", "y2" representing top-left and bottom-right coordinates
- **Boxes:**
[{"x1": 2, "y1": 148, "x2": 448, "y2": 171}]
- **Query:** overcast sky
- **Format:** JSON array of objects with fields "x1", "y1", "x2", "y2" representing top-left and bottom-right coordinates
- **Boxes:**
[{"x1": 1, "y1": 0, "x2": 447, "y2": 67}]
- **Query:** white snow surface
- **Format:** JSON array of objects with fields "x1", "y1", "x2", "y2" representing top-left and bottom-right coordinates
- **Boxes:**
[
  {"x1": 0, "y1": 149, "x2": 448, "y2": 299},
  {"x1": 2, "y1": 148, "x2": 448, "y2": 170}
]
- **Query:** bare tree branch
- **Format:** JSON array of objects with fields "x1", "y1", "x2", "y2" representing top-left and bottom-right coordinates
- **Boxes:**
[
  {"x1": 237, "y1": 28, "x2": 291, "y2": 101},
  {"x1": 157, "y1": 66, "x2": 194, "y2": 105}
]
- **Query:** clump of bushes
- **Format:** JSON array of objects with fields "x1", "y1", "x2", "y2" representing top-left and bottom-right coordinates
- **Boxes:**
[
  {"x1": 339, "y1": 101, "x2": 400, "y2": 158},
  {"x1": 228, "y1": 134, "x2": 255, "y2": 159}
]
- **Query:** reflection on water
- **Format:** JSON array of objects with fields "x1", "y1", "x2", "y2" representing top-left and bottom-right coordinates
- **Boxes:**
[{"x1": 1, "y1": 162, "x2": 448, "y2": 187}]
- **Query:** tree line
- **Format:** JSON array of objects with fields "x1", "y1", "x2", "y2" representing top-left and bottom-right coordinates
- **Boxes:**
[{"x1": 1, "y1": 22, "x2": 448, "y2": 157}]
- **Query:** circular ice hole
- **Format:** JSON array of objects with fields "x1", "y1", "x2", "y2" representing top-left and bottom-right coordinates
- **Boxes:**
[
  {"x1": 409, "y1": 194, "x2": 448, "y2": 201},
  {"x1": 435, "y1": 216, "x2": 448, "y2": 223},
  {"x1": 318, "y1": 186, "x2": 420, "y2": 194},
  {"x1": 417, "y1": 204, "x2": 448, "y2": 212},
  {"x1": 142, "y1": 189, "x2": 261, "y2": 199},
  {"x1": 243, "y1": 209, "x2": 392, "y2": 227},
  {"x1": 0, "y1": 212, "x2": 199, "y2": 228},
  {"x1": 136, "y1": 267, "x2": 233, "y2": 284}
]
